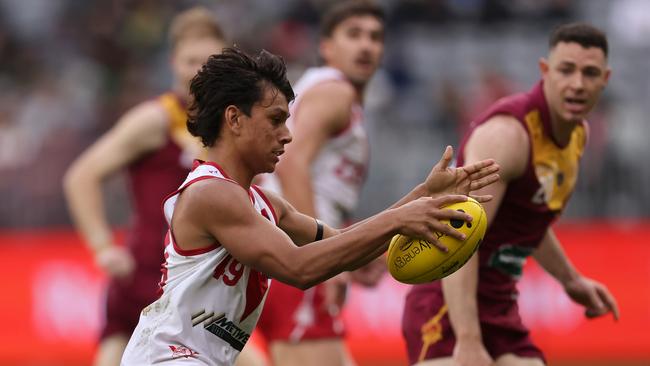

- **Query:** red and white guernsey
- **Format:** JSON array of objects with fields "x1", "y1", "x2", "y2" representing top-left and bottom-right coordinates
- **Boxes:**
[
  {"x1": 262, "y1": 66, "x2": 369, "y2": 228},
  {"x1": 121, "y1": 161, "x2": 277, "y2": 366}
]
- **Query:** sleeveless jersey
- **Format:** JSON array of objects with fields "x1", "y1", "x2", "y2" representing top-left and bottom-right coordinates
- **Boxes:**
[
  {"x1": 261, "y1": 66, "x2": 369, "y2": 227},
  {"x1": 121, "y1": 161, "x2": 277, "y2": 365},
  {"x1": 411, "y1": 81, "x2": 587, "y2": 303},
  {"x1": 125, "y1": 92, "x2": 195, "y2": 271}
]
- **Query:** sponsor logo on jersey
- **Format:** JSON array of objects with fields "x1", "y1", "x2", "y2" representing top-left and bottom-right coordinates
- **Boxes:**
[
  {"x1": 488, "y1": 244, "x2": 534, "y2": 279},
  {"x1": 192, "y1": 309, "x2": 249, "y2": 351},
  {"x1": 169, "y1": 345, "x2": 199, "y2": 359}
]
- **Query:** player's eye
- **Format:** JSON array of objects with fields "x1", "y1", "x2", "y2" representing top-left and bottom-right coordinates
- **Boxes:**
[
  {"x1": 583, "y1": 68, "x2": 601, "y2": 78},
  {"x1": 346, "y1": 28, "x2": 362, "y2": 38}
]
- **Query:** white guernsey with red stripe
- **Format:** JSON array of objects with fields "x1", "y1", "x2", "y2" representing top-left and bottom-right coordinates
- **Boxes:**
[
  {"x1": 121, "y1": 160, "x2": 277, "y2": 366},
  {"x1": 261, "y1": 66, "x2": 369, "y2": 228}
]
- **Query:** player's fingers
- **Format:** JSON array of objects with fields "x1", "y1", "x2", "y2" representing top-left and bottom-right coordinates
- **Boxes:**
[
  {"x1": 470, "y1": 194, "x2": 493, "y2": 203},
  {"x1": 469, "y1": 174, "x2": 500, "y2": 191},
  {"x1": 461, "y1": 158, "x2": 496, "y2": 175},
  {"x1": 432, "y1": 194, "x2": 468, "y2": 207},
  {"x1": 434, "y1": 208, "x2": 473, "y2": 223},
  {"x1": 469, "y1": 164, "x2": 500, "y2": 181},
  {"x1": 421, "y1": 236, "x2": 448, "y2": 253},
  {"x1": 585, "y1": 288, "x2": 607, "y2": 318},
  {"x1": 597, "y1": 285, "x2": 620, "y2": 320},
  {"x1": 436, "y1": 145, "x2": 454, "y2": 170},
  {"x1": 431, "y1": 220, "x2": 466, "y2": 241}
]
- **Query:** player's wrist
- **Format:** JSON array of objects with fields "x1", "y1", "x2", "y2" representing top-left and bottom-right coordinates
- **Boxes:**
[
  {"x1": 412, "y1": 183, "x2": 429, "y2": 197},
  {"x1": 455, "y1": 330, "x2": 483, "y2": 344},
  {"x1": 91, "y1": 241, "x2": 115, "y2": 255},
  {"x1": 561, "y1": 271, "x2": 583, "y2": 289}
]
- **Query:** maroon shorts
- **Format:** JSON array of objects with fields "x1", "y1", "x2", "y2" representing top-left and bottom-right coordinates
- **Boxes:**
[
  {"x1": 256, "y1": 281, "x2": 345, "y2": 343},
  {"x1": 100, "y1": 268, "x2": 161, "y2": 340},
  {"x1": 401, "y1": 285, "x2": 545, "y2": 365}
]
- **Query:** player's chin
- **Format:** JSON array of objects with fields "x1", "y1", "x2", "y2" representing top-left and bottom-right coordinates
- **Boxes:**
[
  {"x1": 561, "y1": 110, "x2": 586, "y2": 124},
  {"x1": 263, "y1": 161, "x2": 278, "y2": 174}
]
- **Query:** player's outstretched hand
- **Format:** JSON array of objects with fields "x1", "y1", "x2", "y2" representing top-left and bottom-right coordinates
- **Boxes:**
[
  {"x1": 394, "y1": 194, "x2": 471, "y2": 252},
  {"x1": 564, "y1": 275, "x2": 620, "y2": 321},
  {"x1": 424, "y1": 145, "x2": 500, "y2": 203}
]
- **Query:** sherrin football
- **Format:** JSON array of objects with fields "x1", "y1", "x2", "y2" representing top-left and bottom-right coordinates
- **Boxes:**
[{"x1": 387, "y1": 197, "x2": 487, "y2": 284}]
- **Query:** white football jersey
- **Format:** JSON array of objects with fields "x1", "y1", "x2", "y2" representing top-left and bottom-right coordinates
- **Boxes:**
[
  {"x1": 121, "y1": 161, "x2": 276, "y2": 366},
  {"x1": 261, "y1": 66, "x2": 369, "y2": 228}
]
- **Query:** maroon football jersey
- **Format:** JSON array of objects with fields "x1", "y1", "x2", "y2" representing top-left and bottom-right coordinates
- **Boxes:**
[
  {"x1": 402, "y1": 82, "x2": 587, "y2": 363},
  {"x1": 124, "y1": 93, "x2": 192, "y2": 271}
]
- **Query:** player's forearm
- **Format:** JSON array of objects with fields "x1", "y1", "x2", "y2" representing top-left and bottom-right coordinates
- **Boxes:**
[
  {"x1": 441, "y1": 254, "x2": 483, "y2": 341},
  {"x1": 283, "y1": 210, "x2": 399, "y2": 289},
  {"x1": 340, "y1": 183, "x2": 429, "y2": 235},
  {"x1": 533, "y1": 229, "x2": 580, "y2": 287},
  {"x1": 63, "y1": 170, "x2": 114, "y2": 252}
]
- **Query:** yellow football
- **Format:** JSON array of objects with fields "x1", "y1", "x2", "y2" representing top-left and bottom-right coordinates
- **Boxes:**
[{"x1": 387, "y1": 197, "x2": 487, "y2": 284}]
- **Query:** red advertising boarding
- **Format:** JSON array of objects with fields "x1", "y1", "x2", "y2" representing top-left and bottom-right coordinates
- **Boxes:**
[{"x1": 0, "y1": 222, "x2": 648, "y2": 365}]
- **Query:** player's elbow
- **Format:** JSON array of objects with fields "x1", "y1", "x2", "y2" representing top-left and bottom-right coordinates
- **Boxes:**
[
  {"x1": 283, "y1": 269, "x2": 320, "y2": 290},
  {"x1": 62, "y1": 164, "x2": 82, "y2": 198},
  {"x1": 281, "y1": 263, "x2": 326, "y2": 290}
]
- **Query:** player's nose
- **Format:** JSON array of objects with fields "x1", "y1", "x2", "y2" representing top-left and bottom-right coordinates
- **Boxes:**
[{"x1": 279, "y1": 126, "x2": 292, "y2": 145}]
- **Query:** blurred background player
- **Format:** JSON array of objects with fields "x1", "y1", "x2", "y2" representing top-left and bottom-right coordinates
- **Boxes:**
[
  {"x1": 402, "y1": 23, "x2": 620, "y2": 366},
  {"x1": 252, "y1": 1, "x2": 386, "y2": 365},
  {"x1": 62, "y1": 7, "x2": 225, "y2": 366}
]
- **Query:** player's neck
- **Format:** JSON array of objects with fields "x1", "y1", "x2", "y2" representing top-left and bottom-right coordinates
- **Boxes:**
[
  {"x1": 549, "y1": 113, "x2": 579, "y2": 147},
  {"x1": 172, "y1": 84, "x2": 190, "y2": 103},
  {"x1": 205, "y1": 147, "x2": 254, "y2": 189}
]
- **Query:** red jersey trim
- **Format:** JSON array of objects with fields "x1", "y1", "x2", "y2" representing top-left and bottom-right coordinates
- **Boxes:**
[
  {"x1": 251, "y1": 185, "x2": 278, "y2": 225},
  {"x1": 161, "y1": 174, "x2": 239, "y2": 257},
  {"x1": 199, "y1": 160, "x2": 234, "y2": 180},
  {"x1": 170, "y1": 228, "x2": 220, "y2": 256}
]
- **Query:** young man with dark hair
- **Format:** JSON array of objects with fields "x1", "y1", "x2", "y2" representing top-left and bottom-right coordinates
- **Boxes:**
[
  {"x1": 120, "y1": 47, "x2": 499, "y2": 366},
  {"x1": 252, "y1": 1, "x2": 387, "y2": 364},
  {"x1": 402, "y1": 22, "x2": 619, "y2": 366},
  {"x1": 63, "y1": 7, "x2": 225, "y2": 366}
]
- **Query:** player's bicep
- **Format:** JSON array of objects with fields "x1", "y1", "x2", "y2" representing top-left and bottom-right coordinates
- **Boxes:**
[
  {"x1": 463, "y1": 115, "x2": 528, "y2": 225},
  {"x1": 257, "y1": 187, "x2": 338, "y2": 246},
  {"x1": 197, "y1": 184, "x2": 303, "y2": 280}
]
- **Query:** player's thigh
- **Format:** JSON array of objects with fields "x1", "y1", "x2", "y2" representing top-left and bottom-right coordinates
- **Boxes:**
[
  {"x1": 495, "y1": 353, "x2": 545, "y2": 366},
  {"x1": 412, "y1": 357, "x2": 455, "y2": 366},
  {"x1": 270, "y1": 339, "x2": 346, "y2": 366},
  {"x1": 94, "y1": 334, "x2": 129, "y2": 366}
]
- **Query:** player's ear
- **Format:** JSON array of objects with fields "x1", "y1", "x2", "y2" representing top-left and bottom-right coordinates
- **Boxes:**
[
  {"x1": 603, "y1": 67, "x2": 612, "y2": 85},
  {"x1": 224, "y1": 105, "x2": 242, "y2": 135},
  {"x1": 319, "y1": 38, "x2": 333, "y2": 63},
  {"x1": 538, "y1": 57, "x2": 549, "y2": 77}
]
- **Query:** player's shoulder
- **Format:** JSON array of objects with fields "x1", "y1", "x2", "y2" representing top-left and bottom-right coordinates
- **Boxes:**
[
  {"x1": 476, "y1": 114, "x2": 528, "y2": 142},
  {"x1": 302, "y1": 79, "x2": 356, "y2": 106},
  {"x1": 466, "y1": 114, "x2": 529, "y2": 179},
  {"x1": 177, "y1": 177, "x2": 253, "y2": 221},
  {"x1": 117, "y1": 98, "x2": 170, "y2": 131}
]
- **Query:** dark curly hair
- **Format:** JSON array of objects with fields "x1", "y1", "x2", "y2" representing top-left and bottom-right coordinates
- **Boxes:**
[{"x1": 187, "y1": 47, "x2": 295, "y2": 147}]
